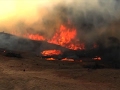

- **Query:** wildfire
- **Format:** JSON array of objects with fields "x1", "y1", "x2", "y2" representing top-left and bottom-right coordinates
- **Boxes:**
[
  {"x1": 41, "y1": 50, "x2": 61, "y2": 56},
  {"x1": 61, "y1": 58, "x2": 74, "y2": 62},
  {"x1": 48, "y1": 25, "x2": 85, "y2": 50},
  {"x1": 46, "y1": 58, "x2": 56, "y2": 61},
  {"x1": 25, "y1": 34, "x2": 45, "y2": 41},
  {"x1": 25, "y1": 25, "x2": 85, "y2": 50},
  {"x1": 12, "y1": 24, "x2": 85, "y2": 56},
  {"x1": 13, "y1": 24, "x2": 85, "y2": 50}
]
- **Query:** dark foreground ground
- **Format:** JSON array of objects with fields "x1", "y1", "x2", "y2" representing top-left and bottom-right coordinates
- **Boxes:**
[{"x1": 0, "y1": 53, "x2": 120, "y2": 90}]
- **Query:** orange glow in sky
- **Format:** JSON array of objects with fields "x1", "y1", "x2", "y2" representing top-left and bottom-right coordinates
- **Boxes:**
[{"x1": 0, "y1": 0, "x2": 59, "y2": 22}]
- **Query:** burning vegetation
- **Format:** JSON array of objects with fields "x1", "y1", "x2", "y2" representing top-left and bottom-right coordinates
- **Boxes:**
[
  {"x1": 18, "y1": 24, "x2": 86, "y2": 51},
  {"x1": 11, "y1": 22, "x2": 88, "y2": 58},
  {"x1": 41, "y1": 50, "x2": 62, "y2": 56},
  {"x1": 10, "y1": 23, "x2": 105, "y2": 63},
  {"x1": 0, "y1": 0, "x2": 120, "y2": 68}
]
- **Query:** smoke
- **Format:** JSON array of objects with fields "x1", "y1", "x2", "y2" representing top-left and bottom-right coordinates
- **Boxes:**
[
  {"x1": 59, "y1": 0, "x2": 120, "y2": 45},
  {"x1": 0, "y1": 0, "x2": 120, "y2": 47},
  {"x1": 37, "y1": 0, "x2": 120, "y2": 47}
]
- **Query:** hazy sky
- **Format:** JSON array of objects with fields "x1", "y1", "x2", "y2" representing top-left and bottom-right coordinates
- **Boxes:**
[
  {"x1": 0, "y1": 0, "x2": 120, "y2": 38},
  {"x1": 0, "y1": 0, "x2": 120, "y2": 48},
  {"x1": 0, "y1": 0, "x2": 119, "y2": 23},
  {"x1": 0, "y1": 0, "x2": 54, "y2": 21}
]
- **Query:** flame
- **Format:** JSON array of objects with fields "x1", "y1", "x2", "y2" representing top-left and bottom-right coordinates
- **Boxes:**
[
  {"x1": 22, "y1": 24, "x2": 85, "y2": 50},
  {"x1": 48, "y1": 25, "x2": 85, "y2": 50},
  {"x1": 92, "y1": 56, "x2": 101, "y2": 60},
  {"x1": 13, "y1": 24, "x2": 85, "y2": 50},
  {"x1": 61, "y1": 58, "x2": 74, "y2": 62},
  {"x1": 12, "y1": 24, "x2": 85, "y2": 56},
  {"x1": 61, "y1": 58, "x2": 83, "y2": 62},
  {"x1": 12, "y1": 23, "x2": 86, "y2": 56},
  {"x1": 11, "y1": 31, "x2": 45, "y2": 41},
  {"x1": 24, "y1": 34, "x2": 45, "y2": 41},
  {"x1": 46, "y1": 58, "x2": 56, "y2": 61},
  {"x1": 41, "y1": 50, "x2": 61, "y2": 56},
  {"x1": 36, "y1": 24, "x2": 85, "y2": 56}
]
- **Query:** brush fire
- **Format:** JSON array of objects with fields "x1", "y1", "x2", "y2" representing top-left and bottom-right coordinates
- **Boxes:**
[
  {"x1": 11, "y1": 23, "x2": 102, "y2": 61},
  {"x1": 22, "y1": 24, "x2": 86, "y2": 50},
  {"x1": 0, "y1": 1, "x2": 120, "y2": 90},
  {"x1": 0, "y1": 0, "x2": 119, "y2": 68}
]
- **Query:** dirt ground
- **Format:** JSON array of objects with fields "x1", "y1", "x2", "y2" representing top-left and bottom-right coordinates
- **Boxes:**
[{"x1": 0, "y1": 54, "x2": 119, "y2": 90}]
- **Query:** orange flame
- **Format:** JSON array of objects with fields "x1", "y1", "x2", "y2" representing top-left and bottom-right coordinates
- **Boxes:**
[
  {"x1": 25, "y1": 34, "x2": 45, "y2": 41},
  {"x1": 48, "y1": 25, "x2": 85, "y2": 50},
  {"x1": 12, "y1": 23, "x2": 85, "y2": 56},
  {"x1": 41, "y1": 50, "x2": 61, "y2": 56},
  {"x1": 61, "y1": 58, "x2": 74, "y2": 62},
  {"x1": 12, "y1": 24, "x2": 85, "y2": 50},
  {"x1": 46, "y1": 58, "x2": 56, "y2": 61}
]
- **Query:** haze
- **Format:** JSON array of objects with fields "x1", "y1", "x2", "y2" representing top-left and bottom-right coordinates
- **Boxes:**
[{"x1": 0, "y1": 0, "x2": 120, "y2": 43}]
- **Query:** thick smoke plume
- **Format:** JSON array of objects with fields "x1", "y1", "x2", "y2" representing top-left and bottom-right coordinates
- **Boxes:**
[{"x1": 0, "y1": 0, "x2": 120, "y2": 47}]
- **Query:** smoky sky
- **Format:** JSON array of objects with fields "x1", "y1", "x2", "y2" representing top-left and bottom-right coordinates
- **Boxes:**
[{"x1": 0, "y1": 0, "x2": 120, "y2": 47}]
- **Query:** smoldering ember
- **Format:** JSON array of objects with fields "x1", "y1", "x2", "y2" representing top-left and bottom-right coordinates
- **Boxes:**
[{"x1": 0, "y1": 0, "x2": 120, "y2": 90}]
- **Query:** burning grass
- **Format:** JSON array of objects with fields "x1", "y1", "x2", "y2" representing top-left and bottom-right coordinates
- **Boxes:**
[
  {"x1": 12, "y1": 24, "x2": 87, "y2": 57},
  {"x1": 0, "y1": 31, "x2": 119, "y2": 69},
  {"x1": 41, "y1": 50, "x2": 62, "y2": 56},
  {"x1": 0, "y1": 50, "x2": 119, "y2": 90}
]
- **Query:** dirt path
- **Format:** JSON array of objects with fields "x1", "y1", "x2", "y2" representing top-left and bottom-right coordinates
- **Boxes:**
[{"x1": 0, "y1": 57, "x2": 119, "y2": 90}]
